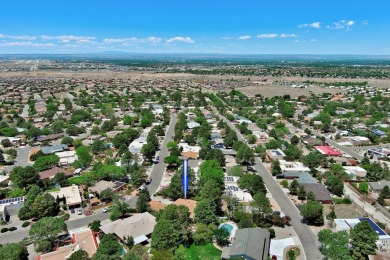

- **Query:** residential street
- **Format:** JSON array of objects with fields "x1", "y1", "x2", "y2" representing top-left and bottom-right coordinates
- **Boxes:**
[
  {"x1": 218, "y1": 111, "x2": 323, "y2": 260},
  {"x1": 147, "y1": 112, "x2": 177, "y2": 195},
  {"x1": 4, "y1": 146, "x2": 35, "y2": 173}
]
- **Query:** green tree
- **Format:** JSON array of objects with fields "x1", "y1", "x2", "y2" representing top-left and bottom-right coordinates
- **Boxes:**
[
  {"x1": 213, "y1": 228, "x2": 230, "y2": 247},
  {"x1": 110, "y1": 199, "x2": 131, "y2": 221},
  {"x1": 61, "y1": 136, "x2": 74, "y2": 146},
  {"x1": 350, "y1": 220, "x2": 379, "y2": 260},
  {"x1": 88, "y1": 220, "x2": 101, "y2": 232},
  {"x1": 194, "y1": 200, "x2": 218, "y2": 225},
  {"x1": 164, "y1": 155, "x2": 180, "y2": 168},
  {"x1": 289, "y1": 179, "x2": 299, "y2": 195},
  {"x1": 307, "y1": 191, "x2": 316, "y2": 201},
  {"x1": 33, "y1": 154, "x2": 60, "y2": 171},
  {"x1": 91, "y1": 139, "x2": 105, "y2": 155},
  {"x1": 271, "y1": 159, "x2": 282, "y2": 176},
  {"x1": 238, "y1": 174, "x2": 267, "y2": 196},
  {"x1": 325, "y1": 175, "x2": 344, "y2": 196},
  {"x1": 68, "y1": 250, "x2": 89, "y2": 260},
  {"x1": 291, "y1": 135, "x2": 300, "y2": 145},
  {"x1": 199, "y1": 160, "x2": 224, "y2": 187},
  {"x1": 236, "y1": 145, "x2": 255, "y2": 165},
  {"x1": 9, "y1": 166, "x2": 40, "y2": 189},
  {"x1": 99, "y1": 189, "x2": 115, "y2": 202},
  {"x1": 318, "y1": 229, "x2": 352, "y2": 260},
  {"x1": 250, "y1": 192, "x2": 272, "y2": 227},
  {"x1": 73, "y1": 146, "x2": 92, "y2": 168},
  {"x1": 0, "y1": 243, "x2": 29, "y2": 260},
  {"x1": 29, "y1": 217, "x2": 67, "y2": 253},
  {"x1": 297, "y1": 186, "x2": 306, "y2": 200},
  {"x1": 32, "y1": 193, "x2": 59, "y2": 218},
  {"x1": 141, "y1": 143, "x2": 156, "y2": 161},
  {"x1": 300, "y1": 200, "x2": 324, "y2": 226},
  {"x1": 136, "y1": 189, "x2": 150, "y2": 213},
  {"x1": 174, "y1": 245, "x2": 187, "y2": 260},
  {"x1": 94, "y1": 233, "x2": 123, "y2": 258},
  {"x1": 192, "y1": 223, "x2": 215, "y2": 245},
  {"x1": 358, "y1": 182, "x2": 369, "y2": 195},
  {"x1": 302, "y1": 152, "x2": 325, "y2": 169}
]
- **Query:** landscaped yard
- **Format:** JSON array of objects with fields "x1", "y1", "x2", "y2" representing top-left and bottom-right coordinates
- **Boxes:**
[
  {"x1": 184, "y1": 243, "x2": 222, "y2": 260},
  {"x1": 68, "y1": 175, "x2": 88, "y2": 185}
]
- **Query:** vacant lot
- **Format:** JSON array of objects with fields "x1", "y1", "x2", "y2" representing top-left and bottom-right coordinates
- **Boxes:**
[{"x1": 323, "y1": 203, "x2": 367, "y2": 219}]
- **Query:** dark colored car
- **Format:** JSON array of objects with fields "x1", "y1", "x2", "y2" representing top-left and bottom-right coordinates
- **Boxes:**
[{"x1": 70, "y1": 208, "x2": 75, "y2": 214}]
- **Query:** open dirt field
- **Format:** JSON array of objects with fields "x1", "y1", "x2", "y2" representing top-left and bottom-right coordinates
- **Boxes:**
[{"x1": 323, "y1": 203, "x2": 368, "y2": 219}]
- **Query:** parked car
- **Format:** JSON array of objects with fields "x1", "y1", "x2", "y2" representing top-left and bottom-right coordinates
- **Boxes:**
[
  {"x1": 103, "y1": 207, "x2": 109, "y2": 213},
  {"x1": 138, "y1": 185, "x2": 147, "y2": 191},
  {"x1": 70, "y1": 208, "x2": 75, "y2": 214},
  {"x1": 155, "y1": 156, "x2": 160, "y2": 161},
  {"x1": 78, "y1": 208, "x2": 83, "y2": 215},
  {"x1": 145, "y1": 178, "x2": 152, "y2": 184}
]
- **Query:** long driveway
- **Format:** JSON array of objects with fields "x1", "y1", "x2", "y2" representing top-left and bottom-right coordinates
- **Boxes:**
[{"x1": 218, "y1": 111, "x2": 323, "y2": 260}]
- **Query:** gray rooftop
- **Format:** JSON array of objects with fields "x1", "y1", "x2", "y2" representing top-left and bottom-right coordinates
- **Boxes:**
[
  {"x1": 368, "y1": 180, "x2": 390, "y2": 191},
  {"x1": 222, "y1": 228, "x2": 270, "y2": 260}
]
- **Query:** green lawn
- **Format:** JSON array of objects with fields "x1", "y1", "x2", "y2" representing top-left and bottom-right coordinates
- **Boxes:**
[
  {"x1": 184, "y1": 243, "x2": 222, "y2": 260},
  {"x1": 68, "y1": 175, "x2": 88, "y2": 185}
]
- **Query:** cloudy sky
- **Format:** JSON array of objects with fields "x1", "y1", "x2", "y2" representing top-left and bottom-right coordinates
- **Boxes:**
[{"x1": 0, "y1": 1, "x2": 389, "y2": 54}]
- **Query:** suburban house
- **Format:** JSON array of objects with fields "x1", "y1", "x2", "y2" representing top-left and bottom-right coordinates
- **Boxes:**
[
  {"x1": 49, "y1": 185, "x2": 82, "y2": 210},
  {"x1": 128, "y1": 136, "x2": 147, "y2": 154},
  {"x1": 55, "y1": 151, "x2": 78, "y2": 166},
  {"x1": 368, "y1": 180, "x2": 390, "y2": 194},
  {"x1": 367, "y1": 148, "x2": 390, "y2": 159},
  {"x1": 179, "y1": 142, "x2": 201, "y2": 160},
  {"x1": 187, "y1": 121, "x2": 200, "y2": 129},
  {"x1": 334, "y1": 218, "x2": 390, "y2": 251},
  {"x1": 39, "y1": 166, "x2": 73, "y2": 180},
  {"x1": 279, "y1": 160, "x2": 310, "y2": 173},
  {"x1": 314, "y1": 146, "x2": 343, "y2": 156},
  {"x1": 342, "y1": 166, "x2": 367, "y2": 179},
  {"x1": 221, "y1": 228, "x2": 270, "y2": 260},
  {"x1": 0, "y1": 197, "x2": 25, "y2": 222},
  {"x1": 100, "y1": 212, "x2": 156, "y2": 244},
  {"x1": 266, "y1": 149, "x2": 286, "y2": 161},
  {"x1": 38, "y1": 229, "x2": 98, "y2": 260},
  {"x1": 88, "y1": 180, "x2": 127, "y2": 196},
  {"x1": 301, "y1": 183, "x2": 333, "y2": 204},
  {"x1": 36, "y1": 132, "x2": 66, "y2": 143},
  {"x1": 41, "y1": 144, "x2": 69, "y2": 155}
]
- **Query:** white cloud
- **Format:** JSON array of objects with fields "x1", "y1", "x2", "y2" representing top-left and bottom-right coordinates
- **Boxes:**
[
  {"x1": 0, "y1": 34, "x2": 36, "y2": 40},
  {"x1": 257, "y1": 34, "x2": 278, "y2": 39},
  {"x1": 299, "y1": 22, "x2": 321, "y2": 29},
  {"x1": 326, "y1": 20, "x2": 355, "y2": 30},
  {"x1": 280, "y1": 34, "x2": 298, "y2": 38},
  {"x1": 2, "y1": 41, "x2": 55, "y2": 47},
  {"x1": 238, "y1": 35, "x2": 251, "y2": 40},
  {"x1": 146, "y1": 37, "x2": 162, "y2": 44},
  {"x1": 41, "y1": 35, "x2": 96, "y2": 42},
  {"x1": 166, "y1": 37, "x2": 194, "y2": 43},
  {"x1": 362, "y1": 20, "x2": 368, "y2": 25},
  {"x1": 220, "y1": 37, "x2": 232, "y2": 40},
  {"x1": 103, "y1": 37, "x2": 162, "y2": 45}
]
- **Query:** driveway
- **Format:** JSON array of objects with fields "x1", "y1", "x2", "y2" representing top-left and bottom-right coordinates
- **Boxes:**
[{"x1": 4, "y1": 146, "x2": 35, "y2": 173}]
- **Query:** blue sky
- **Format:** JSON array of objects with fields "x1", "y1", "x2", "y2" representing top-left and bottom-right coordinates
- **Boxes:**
[{"x1": 0, "y1": 1, "x2": 389, "y2": 54}]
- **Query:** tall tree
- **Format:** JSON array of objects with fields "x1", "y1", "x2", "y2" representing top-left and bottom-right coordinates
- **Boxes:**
[
  {"x1": 29, "y1": 217, "x2": 67, "y2": 253},
  {"x1": 350, "y1": 220, "x2": 379, "y2": 260},
  {"x1": 300, "y1": 200, "x2": 324, "y2": 226},
  {"x1": 0, "y1": 243, "x2": 29, "y2": 260}
]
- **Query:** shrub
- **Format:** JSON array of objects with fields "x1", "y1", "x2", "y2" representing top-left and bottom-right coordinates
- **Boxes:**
[
  {"x1": 8, "y1": 227, "x2": 17, "y2": 231},
  {"x1": 280, "y1": 180, "x2": 289, "y2": 188},
  {"x1": 62, "y1": 213, "x2": 70, "y2": 221},
  {"x1": 22, "y1": 221, "x2": 30, "y2": 228},
  {"x1": 268, "y1": 228, "x2": 275, "y2": 239},
  {"x1": 1, "y1": 228, "x2": 8, "y2": 233},
  {"x1": 342, "y1": 197, "x2": 352, "y2": 204}
]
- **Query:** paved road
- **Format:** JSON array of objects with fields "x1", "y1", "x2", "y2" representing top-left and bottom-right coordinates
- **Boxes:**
[
  {"x1": 218, "y1": 111, "x2": 323, "y2": 260},
  {"x1": 0, "y1": 212, "x2": 108, "y2": 244},
  {"x1": 147, "y1": 112, "x2": 177, "y2": 195},
  {"x1": 348, "y1": 143, "x2": 390, "y2": 151},
  {"x1": 4, "y1": 146, "x2": 35, "y2": 173}
]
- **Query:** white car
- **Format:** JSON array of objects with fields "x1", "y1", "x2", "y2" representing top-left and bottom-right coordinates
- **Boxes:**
[
  {"x1": 103, "y1": 207, "x2": 109, "y2": 213},
  {"x1": 138, "y1": 185, "x2": 147, "y2": 191},
  {"x1": 77, "y1": 208, "x2": 83, "y2": 215}
]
